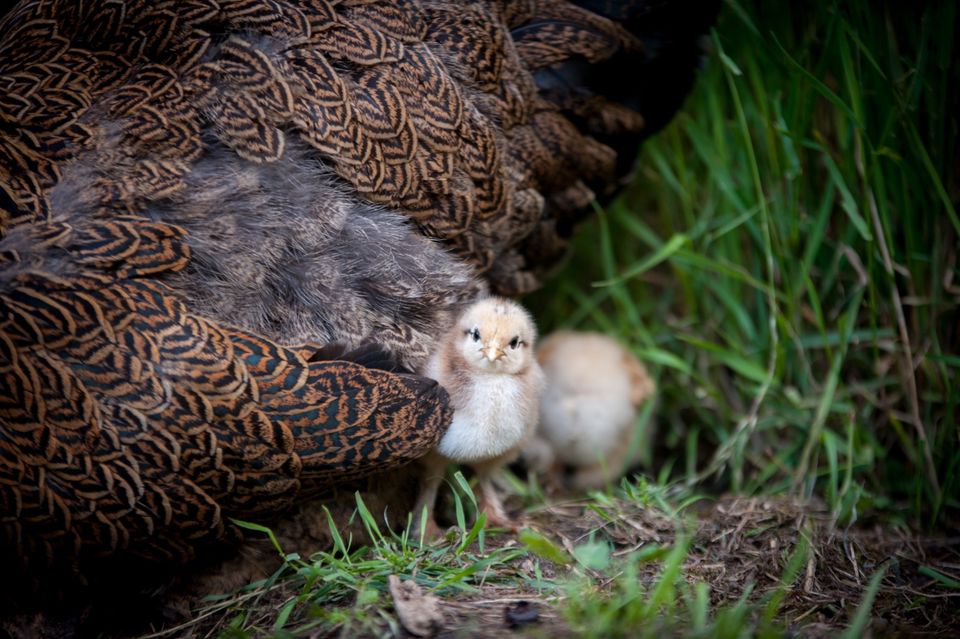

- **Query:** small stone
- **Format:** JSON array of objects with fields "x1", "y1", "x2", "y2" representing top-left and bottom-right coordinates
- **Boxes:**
[{"x1": 504, "y1": 600, "x2": 540, "y2": 629}]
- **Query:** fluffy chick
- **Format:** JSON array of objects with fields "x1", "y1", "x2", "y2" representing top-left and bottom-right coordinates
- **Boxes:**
[
  {"x1": 414, "y1": 298, "x2": 545, "y2": 536},
  {"x1": 523, "y1": 331, "x2": 656, "y2": 490}
]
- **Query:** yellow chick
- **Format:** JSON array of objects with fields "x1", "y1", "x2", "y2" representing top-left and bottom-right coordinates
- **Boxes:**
[
  {"x1": 413, "y1": 298, "x2": 545, "y2": 536},
  {"x1": 523, "y1": 331, "x2": 656, "y2": 490}
]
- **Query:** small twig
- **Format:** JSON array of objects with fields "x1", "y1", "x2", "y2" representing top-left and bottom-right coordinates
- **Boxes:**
[
  {"x1": 886, "y1": 586, "x2": 960, "y2": 600},
  {"x1": 804, "y1": 552, "x2": 817, "y2": 594}
]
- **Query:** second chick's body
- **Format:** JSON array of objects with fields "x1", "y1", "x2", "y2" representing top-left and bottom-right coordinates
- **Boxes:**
[
  {"x1": 524, "y1": 331, "x2": 656, "y2": 490},
  {"x1": 415, "y1": 298, "x2": 545, "y2": 534}
]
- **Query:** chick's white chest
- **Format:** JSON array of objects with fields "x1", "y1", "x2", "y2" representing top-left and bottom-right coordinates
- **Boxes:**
[{"x1": 436, "y1": 374, "x2": 530, "y2": 463}]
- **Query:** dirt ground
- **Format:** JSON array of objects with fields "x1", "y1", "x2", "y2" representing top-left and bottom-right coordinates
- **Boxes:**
[
  {"x1": 5, "y1": 491, "x2": 954, "y2": 638},
  {"x1": 176, "y1": 494, "x2": 960, "y2": 638},
  {"x1": 417, "y1": 496, "x2": 960, "y2": 638}
]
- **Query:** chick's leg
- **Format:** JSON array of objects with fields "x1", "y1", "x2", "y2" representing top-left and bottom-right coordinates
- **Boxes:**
[
  {"x1": 477, "y1": 472, "x2": 510, "y2": 528},
  {"x1": 412, "y1": 451, "x2": 447, "y2": 539},
  {"x1": 471, "y1": 458, "x2": 514, "y2": 529}
]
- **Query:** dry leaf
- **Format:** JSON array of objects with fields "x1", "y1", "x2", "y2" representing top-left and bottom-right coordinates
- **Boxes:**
[{"x1": 388, "y1": 575, "x2": 442, "y2": 637}]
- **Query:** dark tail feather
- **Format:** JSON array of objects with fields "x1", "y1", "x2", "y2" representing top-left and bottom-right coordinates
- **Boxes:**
[{"x1": 528, "y1": 0, "x2": 721, "y2": 184}]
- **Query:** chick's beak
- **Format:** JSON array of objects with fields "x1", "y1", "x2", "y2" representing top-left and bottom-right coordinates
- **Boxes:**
[{"x1": 482, "y1": 342, "x2": 505, "y2": 362}]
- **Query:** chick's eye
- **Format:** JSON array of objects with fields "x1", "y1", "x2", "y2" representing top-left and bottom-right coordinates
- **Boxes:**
[
  {"x1": 468, "y1": 327, "x2": 481, "y2": 342},
  {"x1": 509, "y1": 337, "x2": 521, "y2": 349}
]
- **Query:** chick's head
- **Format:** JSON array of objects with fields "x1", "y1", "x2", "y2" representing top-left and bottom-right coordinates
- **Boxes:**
[{"x1": 454, "y1": 298, "x2": 537, "y2": 375}]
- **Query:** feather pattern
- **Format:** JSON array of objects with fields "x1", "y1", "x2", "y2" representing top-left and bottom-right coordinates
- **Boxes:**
[
  {"x1": 0, "y1": 217, "x2": 449, "y2": 588},
  {"x1": 0, "y1": 0, "x2": 718, "y2": 592}
]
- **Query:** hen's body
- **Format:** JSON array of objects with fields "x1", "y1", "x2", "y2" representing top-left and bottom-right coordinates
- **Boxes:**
[{"x1": 0, "y1": 0, "x2": 718, "y2": 605}]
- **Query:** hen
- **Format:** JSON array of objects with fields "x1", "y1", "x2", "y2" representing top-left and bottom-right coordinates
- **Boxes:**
[{"x1": 0, "y1": 0, "x2": 718, "y2": 598}]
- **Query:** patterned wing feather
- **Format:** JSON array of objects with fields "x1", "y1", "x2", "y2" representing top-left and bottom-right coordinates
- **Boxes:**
[
  {"x1": 0, "y1": 218, "x2": 449, "y2": 583},
  {"x1": 1, "y1": 0, "x2": 717, "y2": 296}
]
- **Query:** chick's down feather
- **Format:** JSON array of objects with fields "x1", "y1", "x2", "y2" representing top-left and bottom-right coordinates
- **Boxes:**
[{"x1": 0, "y1": 0, "x2": 718, "y2": 587}]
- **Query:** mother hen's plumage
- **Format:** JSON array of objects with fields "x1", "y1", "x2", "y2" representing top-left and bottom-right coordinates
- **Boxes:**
[
  {"x1": 0, "y1": 215, "x2": 450, "y2": 593},
  {"x1": 0, "y1": 0, "x2": 718, "y2": 594}
]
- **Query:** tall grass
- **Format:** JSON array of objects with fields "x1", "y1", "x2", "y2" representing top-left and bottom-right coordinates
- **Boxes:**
[{"x1": 533, "y1": 0, "x2": 959, "y2": 526}]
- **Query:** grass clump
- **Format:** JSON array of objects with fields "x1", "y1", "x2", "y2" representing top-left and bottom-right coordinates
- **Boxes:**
[
  {"x1": 177, "y1": 477, "x2": 527, "y2": 638},
  {"x1": 533, "y1": 0, "x2": 959, "y2": 527}
]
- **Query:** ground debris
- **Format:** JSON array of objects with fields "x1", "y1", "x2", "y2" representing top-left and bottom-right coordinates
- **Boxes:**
[
  {"x1": 526, "y1": 493, "x2": 960, "y2": 636},
  {"x1": 151, "y1": 494, "x2": 957, "y2": 638}
]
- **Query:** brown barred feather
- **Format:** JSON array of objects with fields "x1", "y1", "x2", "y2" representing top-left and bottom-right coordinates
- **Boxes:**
[
  {"x1": 1, "y1": 218, "x2": 450, "y2": 585},
  {"x1": 0, "y1": 0, "x2": 717, "y2": 608}
]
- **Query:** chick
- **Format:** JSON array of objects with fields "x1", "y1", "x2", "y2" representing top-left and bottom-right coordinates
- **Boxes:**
[
  {"x1": 413, "y1": 298, "x2": 545, "y2": 535},
  {"x1": 523, "y1": 331, "x2": 656, "y2": 491}
]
